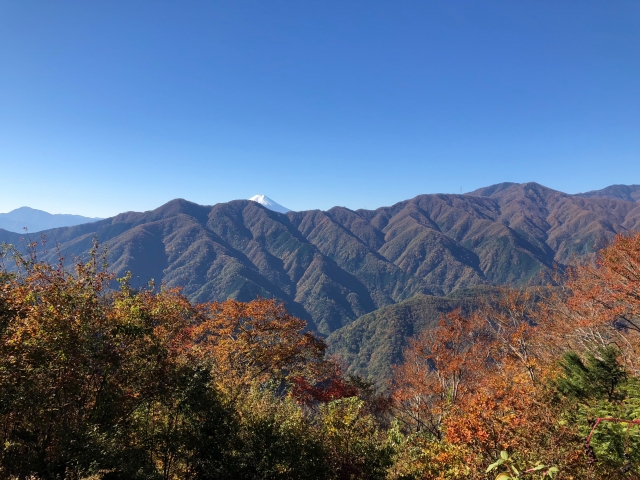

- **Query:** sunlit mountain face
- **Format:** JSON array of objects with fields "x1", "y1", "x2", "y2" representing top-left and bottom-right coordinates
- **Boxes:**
[{"x1": 1, "y1": 182, "x2": 638, "y2": 336}]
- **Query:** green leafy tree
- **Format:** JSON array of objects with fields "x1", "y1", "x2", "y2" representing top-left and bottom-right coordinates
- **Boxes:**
[
  {"x1": 556, "y1": 346, "x2": 640, "y2": 474},
  {"x1": 320, "y1": 397, "x2": 395, "y2": 480}
]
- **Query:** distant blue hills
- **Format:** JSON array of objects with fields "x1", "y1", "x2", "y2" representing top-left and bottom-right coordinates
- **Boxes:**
[{"x1": 0, "y1": 207, "x2": 102, "y2": 233}]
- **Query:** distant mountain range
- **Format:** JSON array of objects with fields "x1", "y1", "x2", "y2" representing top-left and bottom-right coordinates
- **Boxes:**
[
  {"x1": 1, "y1": 182, "x2": 638, "y2": 339},
  {"x1": 0, "y1": 196, "x2": 289, "y2": 234},
  {"x1": 0, "y1": 207, "x2": 102, "y2": 233}
]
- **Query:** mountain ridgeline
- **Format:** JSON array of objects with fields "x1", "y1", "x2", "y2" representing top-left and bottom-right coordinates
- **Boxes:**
[
  {"x1": 0, "y1": 207, "x2": 102, "y2": 233},
  {"x1": 326, "y1": 288, "x2": 497, "y2": 382},
  {"x1": 1, "y1": 182, "x2": 639, "y2": 336}
]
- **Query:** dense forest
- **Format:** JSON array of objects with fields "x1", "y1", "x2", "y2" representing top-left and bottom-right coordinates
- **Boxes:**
[
  {"x1": 1, "y1": 231, "x2": 640, "y2": 479},
  {"x1": 2, "y1": 182, "x2": 639, "y2": 338}
]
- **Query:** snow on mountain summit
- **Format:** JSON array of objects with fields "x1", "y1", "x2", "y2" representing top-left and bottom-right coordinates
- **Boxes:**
[{"x1": 248, "y1": 195, "x2": 291, "y2": 213}]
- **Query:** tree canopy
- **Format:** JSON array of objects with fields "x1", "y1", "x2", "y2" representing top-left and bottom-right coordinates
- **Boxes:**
[{"x1": 2, "y1": 231, "x2": 640, "y2": 479}]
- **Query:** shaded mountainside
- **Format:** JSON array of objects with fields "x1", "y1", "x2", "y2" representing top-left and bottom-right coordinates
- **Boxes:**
[
  {"x1": 326, "y1": 289, "x2": 495, "y2": 384},
  {"x1": 1, "y1": 182, "x2": 639, "y2": 335}
]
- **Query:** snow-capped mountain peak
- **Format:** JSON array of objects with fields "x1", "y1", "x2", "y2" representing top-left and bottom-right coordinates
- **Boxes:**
[{"x1": 248, "y1": 195, "x2": 291, "y2": 213}]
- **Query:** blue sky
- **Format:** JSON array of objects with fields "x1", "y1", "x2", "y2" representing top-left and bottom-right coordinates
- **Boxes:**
[{"x1": 0, "y1": 1, "x2": 638, "y2": 217}]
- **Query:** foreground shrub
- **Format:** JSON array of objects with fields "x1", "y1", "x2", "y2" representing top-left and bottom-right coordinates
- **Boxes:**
[{"x1": 0, "y1": 242, "x2": 392, "y2": 479}]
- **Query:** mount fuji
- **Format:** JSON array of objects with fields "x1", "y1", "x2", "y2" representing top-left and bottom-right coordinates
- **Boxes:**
[{"x1": 248, "y1": 195, "x2": 290, "y2": 213}]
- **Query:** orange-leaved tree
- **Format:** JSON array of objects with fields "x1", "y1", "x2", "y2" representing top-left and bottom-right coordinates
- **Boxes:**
[
  {"x1": 0, "y1": 240, "x2": 390, "y2": 480},
  {"x1": 391, "y1": 289, "x2": 587, "y2": 479},
  {"x1": 0, "y1": 240, "x2": 223, "y2": 478},
  {"x1": 392, "y1": 309, "x2": 490, "y2": 439},
  {"x1": 562, "y1": 232, "x2": 640, "y2": 374},
  {"x1": 188, "y1": 298, "x2": 330, "y2": 395}
]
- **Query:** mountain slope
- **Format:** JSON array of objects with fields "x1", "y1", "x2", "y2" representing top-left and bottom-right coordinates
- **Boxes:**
[
  {"x1": 1, "y1": 183, "x2": 638, "y2": 335},
  {"x1": 0, "y1": 207, "x2": 102, "y2": 233},
  {"x1": 576, "y1": 185, "x2": 640, "y2": 203},
  {"x1": 326, "y1": 290, "x2": 488, "y2": 383},
  {"x1": 326, "y1": 285, "x2": 551, "y2": 384}
]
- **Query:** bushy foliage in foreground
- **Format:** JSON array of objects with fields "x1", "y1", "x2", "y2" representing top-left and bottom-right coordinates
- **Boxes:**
[
  {"x1": 0, "y1": 242, "x2": 393, "y2": 479},
  {"x1": 390, "y1": 232, "x2": 640, "y2": 479},
  {"x1": 2, "y1": 232, "x2": 640, "y2": 479}
]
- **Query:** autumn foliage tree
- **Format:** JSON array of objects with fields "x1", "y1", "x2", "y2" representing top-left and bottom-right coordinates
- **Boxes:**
[
  {"x1": 391, "y1": 231, "x2": 640, "y2": 479},
  {"x1": 391, "y1": 292, "x2": 581, "y2": 479},
  {"x1": 561, "y1": 233, "x2": 640, "y2": 375},
  {"x1": 3, "y1": 230, "x2": 640, "y2": 479},
  {"x1": 0, "y1": 240, "x2": 393, "y2": 479},
  {"x1": 188, "y1": 298, "x2": 328, "y2": 394},
  {"x1": 392, "y1": 309, "x2": 489, "y2": 439},
  {"x1": 0, "y1": 241, "x2": 232, "y2": 478}
]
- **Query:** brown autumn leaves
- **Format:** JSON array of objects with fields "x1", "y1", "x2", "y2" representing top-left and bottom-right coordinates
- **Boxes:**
[
  {"x1": 0, "y1": 240, "x2": 391, "y2": 479},
  {"x1": 1, "y1": 231, "x2": 640, "y2": 479},
  {"x1": 391, "y1": 232, "x2": 640, "y2": 478}
]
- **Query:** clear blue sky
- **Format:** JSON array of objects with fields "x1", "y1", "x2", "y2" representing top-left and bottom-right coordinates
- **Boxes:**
[{"x1": 1, "y1": 1, "x2": 638, "y2": 217}]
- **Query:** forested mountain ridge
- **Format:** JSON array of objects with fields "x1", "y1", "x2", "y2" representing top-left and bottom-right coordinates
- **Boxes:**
[
  {"x1": 325, "y1": 285, "x2": 520, "y2": 382},
  {"x1": 1, "y1": 182, "x2": 639, "y2": 335},
  {"x1": 575, "y1": 184, "x2": 640, "y2": 202},
  {"x1": 326, "y1": 290, "x2": 490, "y2": 383}
]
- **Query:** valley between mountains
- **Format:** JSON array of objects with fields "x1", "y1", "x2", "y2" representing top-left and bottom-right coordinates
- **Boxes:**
[{"x1": 2, "y1": 182, "x2": 639, "y2": 380}]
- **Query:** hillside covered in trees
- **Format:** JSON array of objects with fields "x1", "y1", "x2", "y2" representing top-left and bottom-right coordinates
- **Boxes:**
[
  {"x1": 2, "y1": 231, "x2": 640, "y2": 479},
  {"x1": 326, "y1": 287, "x2": 499, "y2": 382},
  {"x1": 0, "y1": 182, "x2": 639, "y2": 338}
]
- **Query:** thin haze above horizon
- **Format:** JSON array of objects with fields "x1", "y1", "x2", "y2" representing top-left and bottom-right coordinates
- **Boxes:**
[{"x1": 0, "y1": 1, "x2": 638, "y2": 217}]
